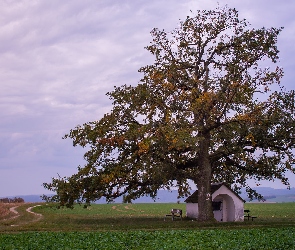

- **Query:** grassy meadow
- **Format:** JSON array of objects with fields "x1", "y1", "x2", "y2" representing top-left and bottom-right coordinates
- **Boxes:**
[{"x1": 0, "y1": 202, "x2": 294, "y2": 249}]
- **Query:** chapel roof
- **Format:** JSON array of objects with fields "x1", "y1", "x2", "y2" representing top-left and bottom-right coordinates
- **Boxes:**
[{"x1": 184, "y1": 182, "x2": 245, "y2": 203}]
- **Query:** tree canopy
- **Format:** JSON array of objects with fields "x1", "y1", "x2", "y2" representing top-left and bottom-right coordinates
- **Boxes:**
[{"x1": 43, "y1": 6, "x2": 295, "y2": 221}]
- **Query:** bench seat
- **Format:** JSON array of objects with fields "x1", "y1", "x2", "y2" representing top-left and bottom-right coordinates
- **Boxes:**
[{"x1": 164, "y1": 209, "x2": 182, "y2": 221}]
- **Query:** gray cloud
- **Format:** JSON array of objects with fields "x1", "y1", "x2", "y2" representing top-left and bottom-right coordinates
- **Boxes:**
[{"x1": 0, "y1": 0, "x2": 294, "y2": 196}]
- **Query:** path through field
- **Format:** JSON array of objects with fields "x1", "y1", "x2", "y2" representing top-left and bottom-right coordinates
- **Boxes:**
[
  {"x1": 25, "y1": 205, "x2": 43, "y2": 222},
  {"x1": 8, "y1": 206, "x2": 20, "y2": 221},
  {"x1": 1, "y1": 204, "x2": 43, "y2": 226}
]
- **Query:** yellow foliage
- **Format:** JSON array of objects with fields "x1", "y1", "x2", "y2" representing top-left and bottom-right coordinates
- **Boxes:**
[
  {"x1": 138, "y1": 141, "x2": 149, "y2": 155},
  {"x1": 194, "y1": 91, "x2": 215, "y2": 108},
  {"x1": 168, "y1": 138, "x2": 179, "y2": 150},
  {"x1": 232, "y1": 82, "x2": 239, "y2": 87},
  {"x1": 236, "y1": 113, "x2": 254, "y2": 122},
  {"x1": 162, "y1": 82, "x2": 176, "y2": 91},
  {"x1": 246, "y1": 133, "x2": 256, "y2": 146},
  {"x1": 101, "y1": 173, "x2": 114, "y2": 184},
  {"x1": 165, "y1": 111, "x2": 171, "y2": 123}
]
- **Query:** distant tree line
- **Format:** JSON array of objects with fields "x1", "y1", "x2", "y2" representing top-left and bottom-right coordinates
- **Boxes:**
[
  {"x1": 0, "y1": 197, "x2": 24, "y2": 203},
  {"x1": 244, "y1": 195, "x2": 277, "y2": 202}
]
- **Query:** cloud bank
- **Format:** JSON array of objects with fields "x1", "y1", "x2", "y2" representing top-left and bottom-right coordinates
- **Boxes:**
[{"x1": 0, "y1": 0, "x2": 294, "y2": 196}]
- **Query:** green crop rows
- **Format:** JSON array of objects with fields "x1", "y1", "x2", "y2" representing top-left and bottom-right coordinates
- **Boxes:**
[
  {"x1": 0, "y1": 202, "x2": 295, "y2": 249},
  {"x1": 1, "y1": 228, "x2": 294, "y2": 249}
]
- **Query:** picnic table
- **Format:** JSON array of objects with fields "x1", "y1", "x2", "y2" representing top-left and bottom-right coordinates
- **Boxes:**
[
  {"x1": 244, "y1": 209, "x2": 257, "y2": 221},
  {"x1": 164, "y1": 209, "x2": 183, "y2": 221}
]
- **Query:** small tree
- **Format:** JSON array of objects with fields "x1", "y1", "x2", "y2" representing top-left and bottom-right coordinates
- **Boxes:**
[{"x1": 43, "y1": 6, "x2": 295, "y2": 221}]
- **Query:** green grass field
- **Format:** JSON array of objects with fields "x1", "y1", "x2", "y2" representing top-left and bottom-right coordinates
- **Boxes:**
[{"x1": 0, "y1": 202, "x2": 294, "y2": 249}]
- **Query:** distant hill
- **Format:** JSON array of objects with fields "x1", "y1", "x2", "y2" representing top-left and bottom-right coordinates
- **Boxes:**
[
  {"x1": 240, "y1": 187, "x2": 295, "y2": 202},
  {"x1": 2, "y1": 187, "x2": 295, "y2": 203},
  {"x1": 2, "y1": 192, "x2": 185, "y2": 204}
]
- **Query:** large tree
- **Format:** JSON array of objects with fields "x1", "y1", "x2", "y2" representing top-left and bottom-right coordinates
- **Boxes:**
[{"x1": 43, "y1": 6, "x2": 295, "y2": 221}]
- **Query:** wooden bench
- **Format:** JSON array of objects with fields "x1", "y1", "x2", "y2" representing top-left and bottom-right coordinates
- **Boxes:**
[
  {"x1": 244, "y1": 209, "x2": 257, "y2": 221},
  {"x1": 164, "y1": 209, "x2": 183, "y2": 221}
]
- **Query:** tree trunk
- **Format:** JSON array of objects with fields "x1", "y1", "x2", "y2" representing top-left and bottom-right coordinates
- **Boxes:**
[{"x1": 196, "y1": 132, "x2": 214, "y2": 222}]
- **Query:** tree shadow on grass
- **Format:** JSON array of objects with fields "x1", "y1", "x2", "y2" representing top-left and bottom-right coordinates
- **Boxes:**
[{"x1": 53, "y1": 216, "x2": 222, "y2": 231}]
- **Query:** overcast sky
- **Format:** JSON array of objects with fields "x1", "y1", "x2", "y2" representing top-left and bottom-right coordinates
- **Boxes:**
[{"x1": 1, "y1": 0, "x2": 295, "y2": 197}]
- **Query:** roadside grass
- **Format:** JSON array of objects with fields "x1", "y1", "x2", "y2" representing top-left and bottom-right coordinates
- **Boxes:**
[
  {"x1": 245, "y1": 202, "x2": 295, "y2": 222},
  {"x1": 0, "y1": 202, "x2": 294, "y2": 249},
  {"x1": 1, "y1": 202, "x2": 294, "y2": 232},
  {"x1": 20, "y1": 203, "x2": 191, "y2": 232}
]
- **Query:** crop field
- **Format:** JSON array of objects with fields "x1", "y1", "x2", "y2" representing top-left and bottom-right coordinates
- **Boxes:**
[{"x1": 0, "y1": 202, "x2": 294, "y2": 249}]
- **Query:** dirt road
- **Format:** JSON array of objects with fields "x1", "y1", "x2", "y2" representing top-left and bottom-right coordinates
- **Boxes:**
[{"x1": 1, "y1": 204, "x2": 43, "y2": 226}]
